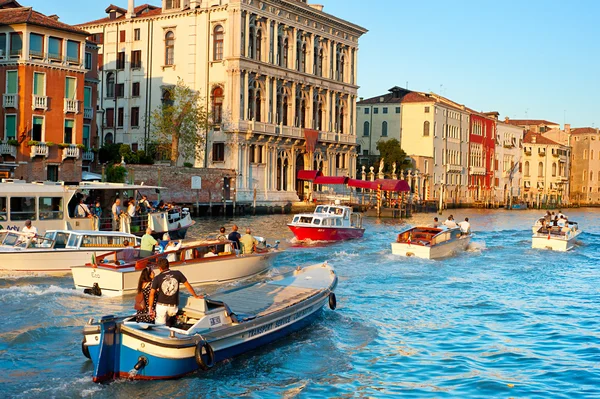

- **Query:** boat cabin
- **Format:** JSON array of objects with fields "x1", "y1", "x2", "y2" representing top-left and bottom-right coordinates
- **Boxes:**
[
  {"x1": 0, "y1": 229, "x2": 140, "y2": 250},
  {"x1": 396, "y1": 227, "x2": 458, "y2": 247},
  {"x1": 290, "y1": 205, "x2": 362, "y2": 229}
]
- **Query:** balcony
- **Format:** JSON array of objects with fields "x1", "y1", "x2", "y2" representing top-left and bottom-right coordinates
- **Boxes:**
[
  {"x1": 0, "y1": 142, "x2": 17, "y2": 158},
  {"x1": 3, "y1": 93, "x2": 18, "y2": 108},
  {"x1": 30, "y1": 143, "x2": 49, "y2": 158},
  {"x1": 524, "y1": 149, "x2": 532, "y2": 155},
  {"x1": 538, "y1": 150, "x2": 546, "y2": 156},
  {"x1": 446, "y1": 164, "x2": 462, "y2": 173},
  {"x1": 551, "y1": 150, "x2": 560, "y2": 158},
  {"x1": 66, "y1": 56, "x2": 80, "y2": 65},
  {"x1": 503, "y1": 141, "x2": 514, "y2": 148},
  {"x1": 61, "y1": 145, "x2": 80, "y2": 161},
  {"x1": 32, "y1": 95, "x2": 48, "y2": 110},
  {"x1": 64, "y1": 99, "x2": 79, "y2": 113},
  {"x1": 469, "y1": 166, "x2": 486, "y2": 175},
  {"x1": 84, "y1": 107, "x2": 94, "y2": 119},
  {"x1": 82, "y1": 150, "x2": 94, "y2": 161}
]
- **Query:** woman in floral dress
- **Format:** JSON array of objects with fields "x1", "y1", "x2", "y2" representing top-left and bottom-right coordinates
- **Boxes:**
[{"x1": 136, "y1": 267, "x2": 156, "y2": 323}]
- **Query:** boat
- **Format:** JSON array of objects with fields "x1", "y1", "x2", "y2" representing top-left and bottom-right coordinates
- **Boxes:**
[
  {"x1": 391, "y1": 226, "x2": 472, "y2": 259},
  {"x1": 71, "y1": 238, "x2": 281, "y2": 296},
  {"x1": 532, "y1": 221, "x2": 581, "y2": 251},
  {"x1": 0, "y1": 179, "x2": 194, "y2": 239},
  {"x1": 511, "y1": 202, "x2": 528, "y2": 210},
  {"x1": 287, "y1": 201, "x2": 364, "y2": 241},
  {"x1": 0, "y1": 229, "x2": 140, "y2": 274},
  {"x1": 81, "y1": 261, "x2": 338, "y2": 382}
]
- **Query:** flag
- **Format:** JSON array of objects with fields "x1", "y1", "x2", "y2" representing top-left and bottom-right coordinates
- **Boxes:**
[
  {"x1": 92, "y1": 253, "x2": 97, "y2": 268},
  {"x1": 407, "y1": 232, "x2": 412, "y2": 245}
]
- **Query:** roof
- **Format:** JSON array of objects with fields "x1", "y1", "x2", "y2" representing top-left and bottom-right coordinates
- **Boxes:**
[
  {"x1": 401, "y1": 92, "x2": 435, "y2": 104},
  {"x1": 347, "y1": 178, "x2": 373, "y2": 189},
  {"x1": 79, "y1": 4, "x2": 162, "y2": 26},
  {"x1": 0, "y1": 6, "x2": 88, "y2": 35},
  {"x1": 357, "y1": 87, "x2": 413, "y2": 105},
  {"x1": 570, "y1": 127, "x2": 599, "y2": 135},
  {"x1": 523, "y1": 131, "x2": 561, "y2": 146},
  {"x1": 505, "y1": 119, "x2": 559, "y2": 127},
  {"x1": 0, "y1": 0, "x2": 22, "y2": 8}
]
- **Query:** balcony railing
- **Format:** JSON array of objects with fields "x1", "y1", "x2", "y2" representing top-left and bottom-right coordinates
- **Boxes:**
[
  {"x1": 82, "y1": 150, "x2": 94, "y2": 161},
  {"x1": 61, "y1": 145, "x2": 80, "y2": 161},
  {"x1": 30, "y1": 143, "x2": 49, "y2": 158},
  {"x1": 469, "y1": 166, "x2": 486, "y2": 175},
  {"x1": 3, "y1": 93, "x2": 17, "y2": 108},
  {"x1": 66, "y1": 56, "x2": 80, "y2": 64},
  {"x1": 9, "y1": 49, "x2": 22, "y2": 57},
  {"x1": 29, "y1": 49, "x2": 44, "y2": 58},
  {"x1": 538, "y1": 150, "x2": 546, "y2": 156},
  {"x1": 64, "y1": 99, "x2": 79, "y2": 113},
  {"x1": 0, "y1": 142, "x2": 17, "y2": 157},
  {"x1": 84, "y1": 107, "x2": 94, "y2": 119},
  {"x1": 32, "y1": 95, "x2": 48, "y2": 110},
  {"x1": 446, "y1": 164, "x2": 462, "y2": 173},
  {"x1": 48, "y1": 52, "x2": 62, "y2": 61}
]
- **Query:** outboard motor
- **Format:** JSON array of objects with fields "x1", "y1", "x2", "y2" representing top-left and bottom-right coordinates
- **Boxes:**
[{"x1": 84, "y1": 283, "x2": 102, "y2": 296}]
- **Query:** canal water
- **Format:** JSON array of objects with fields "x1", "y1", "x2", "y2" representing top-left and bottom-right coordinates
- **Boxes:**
[{"x1": 1, "y1": 209, "x2": 599, "y2": 398}]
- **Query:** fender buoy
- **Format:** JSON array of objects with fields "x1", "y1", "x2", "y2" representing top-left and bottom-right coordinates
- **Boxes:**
[
  {"x1": 195, "y1": 340, "x2": 215, "y2": 370},
  {"x1": 81, "y1": 338, "x2": 91, "y2": 359},
  {"x1": 328, "y1": 293, "x2": 337, "y2": 310}
]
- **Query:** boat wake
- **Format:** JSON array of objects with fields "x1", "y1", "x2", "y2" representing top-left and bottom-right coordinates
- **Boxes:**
[
  {"x1": 288, "y1": 237, "x2": 332, "y2": 247},
  {"x1": 0, "y1": 284, "x2": 81, "y2": 299},
  {"x1": 466, "y1": 241, "x2": 487, "y2": 253}
]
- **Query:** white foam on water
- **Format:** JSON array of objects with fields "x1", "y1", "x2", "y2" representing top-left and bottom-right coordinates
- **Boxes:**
[
  {"x1": 332, "y1": 250, "x2": 359, "y2": 259},
  {"x1": 467, "y1": 241, "x2": 487, "y2": 252},
  {"x1": 0, "y1": 284, "x2": 81, "y2": 299}
]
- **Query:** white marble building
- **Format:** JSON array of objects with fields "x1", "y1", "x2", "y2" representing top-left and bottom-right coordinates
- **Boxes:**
[{"x1": 494, "y1": 119, "x2": 524, "y2": 203}]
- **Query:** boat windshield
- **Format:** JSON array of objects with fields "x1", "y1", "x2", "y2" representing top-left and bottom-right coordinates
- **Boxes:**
[
  {"x1": 0, "y1": 231, "x2": 20, "y2": 246},
  {"x1": 312, "y1": 218, "x2": 322, "y2": 225},
  {"x1": 299, "y1": 216, "x2": 313, "y2": 224},
  {"x1": 315, "y1": 206, "x2": 327, "y2": 213}
]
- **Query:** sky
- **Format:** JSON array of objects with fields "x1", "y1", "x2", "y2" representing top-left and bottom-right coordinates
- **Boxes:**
[{"x1": 22, "y1": 0, "x2": 600, "y2": 128}]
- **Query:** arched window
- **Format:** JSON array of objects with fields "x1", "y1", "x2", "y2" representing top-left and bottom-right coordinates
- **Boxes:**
[
  {"x1": 165, "y1": 31, "x2": 174, "y2": 65},
  {"x1": 583, "y1": 170, "x2": 587, "y2": 182},
  {"x1": 104, "y1": 132, "x2": 113, "y2": 145},
  {"x1": 106, "y1": 72, "x2": 115, "y2": 98},
  {"x1": 524, "y1": 161, "x2": 530, "y2": 176},
  {"x1": 256, "y1": 29, "x2": 262, "y2": 61},
  {"x1": 538, "y1": 162, "x2": 544, "y2": 177},
  {"x1": 338, "y1": 53, "x2": 344, "y2": 82},
  {"x1": 283, "y1": 38, "x2": 289, "y2": 68},
  {"x1": 423, "y1": 121, "x2": 430, "y2": 136},
  {"x1": 591, "y1": 150, "x2": 594, "y2": 160},
  {"x1": 590, "y1": 171, "x2": 594, "y2": 182},
  {"x1": 363, "y1": 121, "x2": 370, "y2": 136},
  {"x1": 381, "y1": 121, "x2": 388, "y2": 137},
  {"x1": 211, "y1": 86, "x2": 223, "y2": 124},
  {"x1": 552, "y1": 162, "x2": 557, "y2": 177},
  {"x1": 248, "y1": 26, "x2": 255, "y2": 59},
  {"x1": 583, "y1": 149, "x2": 588, "y2": 159},
  {"x1": 213, "y1": 25, "x2": 223, "y2": 61}
]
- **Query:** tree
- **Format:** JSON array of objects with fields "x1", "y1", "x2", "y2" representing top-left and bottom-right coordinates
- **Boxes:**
[
  {"x1": 149, "y1": 79, "x2": 210, "y2": 166},
  {"x1": 376, "y1": 139, "x2": 412, "y2": 173}
]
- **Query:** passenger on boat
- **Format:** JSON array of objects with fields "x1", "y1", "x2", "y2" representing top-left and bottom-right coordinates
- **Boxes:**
[
  {"x1": 557, "y1": 210, "x2": 565, "y2": 219},
  {"x1": 139, "y1": 195, "x2": 153, "y2": 213},
  {"x1": 120, "y1": 239, "x2": 136, "y2": 263},
  {"x1": 140, "y1": 228, "x2": 158, "y2": 258},
  {"x1": 204, "y1": 246, "x2": 218, "y2": 257},
  {"x1": 22, "y1": 219, "x2": 38, "y2": 237},
  {"x1": 228, "y1": 225, "x2": 242, "y2": 252},
  {"x1": 432, "y1": 217, "x2": 440, "y2": 228},
  {"x1": 165, "y1": 240, "x2": 182, "y2": 262},
  {"x1": 557, "y1": 216, "x2": 567, "y2": 228},
  {"x1": 91, "y1": 201, "x2": 102, "y2": 231},
  {"x1": 148, "y1": 258, "x2": 201, "y2": 325},
  {"x1": 75, "y1": 198, "x2": 92, "y2": 218},
  {"x1": 136, "y1": 268, "x2": 156, "y2": 323},
  {"x1": 111, "y1": 199, "x2": 122, "y2": 231},
  {"x1": 544, "y1": 211, "x2": 552, "y2": 223},
  {"x1": 239, "y1": 228, "x2": 258, "y2": 255},
  {"x1": 458, "y1": 218, "x2": 471, "y2": 234},
  {"x1": 216, "y1": 227, "x2": 228, "y2": 241},
  {"x1": 443, "y1": 215, "x2": 457, "y2": 228}
]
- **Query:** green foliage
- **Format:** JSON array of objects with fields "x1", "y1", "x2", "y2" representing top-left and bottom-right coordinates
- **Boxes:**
[
  {"x1": 98, "y1": 143, "x2": 154, "y2": 165},
  {"x1": 149, "y1": 79, "x2": 210, "y2": 166},
  {"x1": 76, "y1": 144, "x2": 86, "y2": 150},
  {"x1": 45, "y1": 141, "x2": 55, "y2": 147},
  {"x1": 98, "y1": 143, "x2": 122, "y2": 164},
  {"x1": 6, "y1": 139, "x2": 18, "y2": 146},
  {"x1": 376, "y1": 139, "x2": 412, "y2": 173},
  {"x1": 106, "y1": 164, "x2": 127, "y2": 183},
  {"x1": 27, "y1": 140, "x2": 40, "y2": 147},
  {"x1": 183, "y1": 162, "x2": 193, "y2": 168}
]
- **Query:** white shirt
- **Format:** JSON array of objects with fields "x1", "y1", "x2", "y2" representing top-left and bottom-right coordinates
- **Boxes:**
[
  {"x1": 22, "y1": 225, "x2": 38, "y2": 236},
  {"x1": 458, "y1": 221, "x2": 471, "y2": 233},
  {"x1": 76, "y1": 203, "x2": 90, "y2": 218},
  {"x1": 444, "y1": 219, "x2": 457, "y2": 228},
  {"x1": 204, "y1": 252, "x2": 218, "y2": 257},
  {"x1": 127, "y1": 203, "x2": 136, "y2": 217}
]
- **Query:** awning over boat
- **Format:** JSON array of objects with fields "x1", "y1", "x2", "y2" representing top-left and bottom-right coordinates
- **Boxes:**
[
  {"x1": 297, "y1": 170, "x2": 322, "y2": 181},
  {"x1": 347, "y1": 178, "x2": 374, "y2": 189},
  {"x1": 374, "y1": 179, "x2": 411, "y2": 192},
  {"x1": 313, "y1": 176, "x2": 348, "y2": 185}
]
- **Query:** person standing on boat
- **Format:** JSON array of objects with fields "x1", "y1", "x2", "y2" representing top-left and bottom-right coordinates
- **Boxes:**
[
  {"x1": 127, "y1": 197, "x2": 136, "y2": 228},
  {"x1": 458, "y1": 218, "x2": 471, "y2": 235},
  {"x1": 135, "y1": 267, "x2": 156, "y2": 323},
  {"x1": 75, "y1": 198, "x2": 92, "y2": 218},
  {"x1": 228, "y1": 225, "x2": 242, "y2": 252},
  {"x1": 91, "y1": 201, "x2": 102, "y2": 231},
  {"x1": 140, "y1": 228, "x2": 158, "y2": 258},
  {"x1": 111, "y1": 198, "x2": 122, "y2": 231},
  {"x1": 148, "y1": 258, "x2": 201, "y2": 325}
]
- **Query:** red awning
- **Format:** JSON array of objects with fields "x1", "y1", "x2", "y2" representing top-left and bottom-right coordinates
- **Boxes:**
[
  {"x1": 374, "y1": 179, "x2": 411, "y2": 192},
  {"x1": 297, "y1": 170, "x2": 322, "y2": 181},
  {"x1": 313, "y1": 176, "x2": 348, "y2": 185},
  {"x1": 347, "y1": 178, "x2": 375, "y2": 189}
]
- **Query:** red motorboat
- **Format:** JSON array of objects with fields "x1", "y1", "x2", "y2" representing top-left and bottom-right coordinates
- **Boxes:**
[{"x1": 288, "y1": 203, "x2": 365, "y2": 241}]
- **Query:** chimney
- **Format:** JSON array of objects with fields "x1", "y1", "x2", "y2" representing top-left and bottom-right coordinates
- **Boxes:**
[
  {"x1": 504, "y1": 116, "x2": 509, "y2": 123},
  {"x1": 309, "y1": 4, "x2": 324, "y2": 12},
  {"x1": 564, "y1": 123, "x2": 571, "y2": 134},
  {"x1": 359, "y1": 97, "x2": 364, "y2": 101},
  {"x1": 126, "y1": 0, "x2": 135, "y2": 19},
  {"x1": 48, "y1": 14, "x2": 59, "y2": 21}
]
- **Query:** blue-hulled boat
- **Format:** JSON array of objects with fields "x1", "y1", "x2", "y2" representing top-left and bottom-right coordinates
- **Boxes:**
[{"x1": 81, "y1": 262, "x2": 338, "y2": 382}]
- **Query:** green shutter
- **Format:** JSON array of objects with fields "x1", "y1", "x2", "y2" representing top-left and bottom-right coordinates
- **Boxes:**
[
  {"x1": 84, "y1": 87, "x2": 91, "y2": 107},
  {"x1": 33, "y1": 116, "x2": 43, "y2": 126},
  {"x1": 5, "y1": 115, "x2": 16, "y2": 139},
  {"x1": 83, "y1": 125, "x2": 90, "y2": 139},
  {"x1": 65, "y1": 77, "x2": 76, "y2": 99},
  {"x1": 33, "y1": 73, "x2": 45, "y2": 96},
  {"x1": 65, "y1": 119, "x2": 74, "y2": 128},
  {"x1": 6, "y1": 71, "x2": 17, "y2": 94}
]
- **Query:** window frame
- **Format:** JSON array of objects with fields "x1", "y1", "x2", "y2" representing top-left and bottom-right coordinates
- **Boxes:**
[{"x1": 165, "y1": 31, "x2": 175, "y2": 66}]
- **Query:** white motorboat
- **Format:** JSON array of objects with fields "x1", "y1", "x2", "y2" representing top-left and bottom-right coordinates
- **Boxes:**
[
  {"x1": 71, "y1": 239, "x2": 281, "y2": 297},
  {"x1": 391, "y1": 226, "x2": 472, "y2": 259},
  {"x1": 0, "y1": 230, "x2": 140, "y2": 274},
  {"x1": 288, "y1": 202, "x2": 364, "y2": 241},
  {"x1": 532, "y1": 221, "x2": 581, "y2": 251},
  {"x1": 82, "y1": 262, "x2": 337, "y2": 382}
]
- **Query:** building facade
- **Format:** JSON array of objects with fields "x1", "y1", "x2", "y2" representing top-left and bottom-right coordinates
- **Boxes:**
[
  {"x1": 568, "y1": 127, "x2": 600, "y2": 204},
  {"x1": 0, "y1": 0, "x2": 98, "y2": 181},
  {"x1": 467, "y1": 112, "x2": 495, "y2": 202},
  {"x1": 80, "y1": 0, "x2": 366, "y2": 204},
  {"x1": 494, "y1": 119, "x2": 524, "y2": 204}
]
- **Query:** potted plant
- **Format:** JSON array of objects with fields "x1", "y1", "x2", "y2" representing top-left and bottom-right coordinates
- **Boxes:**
[
  {"x1": 26, "y1": 140, "x2": 40, "y2": 147},
  {"x1": 57, "y1": 143, "x2": 70, "y2": 149},
  {"x1": 46, "y1": 141, "x2": 55, "y2": 147},
  {"x1": 7, "y1": 139, "x2": 19, "y2": 146},
  {"x1": 76, "y1": 144, "x2": 86, "y2": 150}
]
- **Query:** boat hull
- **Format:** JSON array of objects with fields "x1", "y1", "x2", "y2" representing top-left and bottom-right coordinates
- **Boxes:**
[
  {"x1": 0, "y1": 250, "x2": 109, "y2": 274},
  {"x1": 532, "y1": 230, "x2": 581, "y2": 251},
  {"x1": 288, "y1": 225, "x2": 364, "y2": 241},
  {"x1": 391, "y1": 235, "x2": 472, "y2": 259}
]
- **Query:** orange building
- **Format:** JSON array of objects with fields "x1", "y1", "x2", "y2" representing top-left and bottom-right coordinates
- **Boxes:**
[{"x1": 0, "y1": 0, "x2": 98, "y2": 181}]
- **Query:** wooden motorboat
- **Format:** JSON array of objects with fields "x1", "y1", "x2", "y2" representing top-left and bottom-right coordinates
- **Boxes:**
[
  {"x1": 287, "y1": 202, "x2": 364, "y2": 241},
  {"x1": 532, "y1": 221, "x2": 581, "y2": 251},
  {"x1": 71, "y1": 239, "x2": 281, "y2": 296},
  {"x1": 391, "y1": 226, "x2": 471, "y2": 259},
  {"x1": 81, "y1": 262, "x2": 338, "y2": 382},
  {"x1": 0, "y1": 229, "x2": 140, "y2": 274}
]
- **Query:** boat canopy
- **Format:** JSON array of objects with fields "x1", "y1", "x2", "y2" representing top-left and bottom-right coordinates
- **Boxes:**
[
  {"x1": 297, "y1": 170, "x2": 322, "y2": 181},
  {"x1": 347, "y1": 178, "x2": 411, "y2": 192},
  {"x1": 313, "y1": 176, "x2": 348, "y2": 185},
  {"x1": 347, "y1": 178, "x2": 374, "y2": 189}
]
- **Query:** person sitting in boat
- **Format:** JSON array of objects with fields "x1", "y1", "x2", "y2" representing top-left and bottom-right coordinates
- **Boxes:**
[
  {"x1": 135, "y1": 267, "x2": 157, "y2": 323},
  {"x1": 119, "y1": 239, "x2": 136, "y2": 263},
  {"x1": 544, "y1": 211, "x2": 552, "y2": 223},
  {"x1": 228, "y1": 225, "x2": 242, "y2": 252},
  {"x1": 148, "y1": 258, "x2": 201, "y2": 326},
  {"x1": 432, "y1": 217, "x2": 440, "y2": 228},
  {"x1": 140, "y1": 228, "x2": 158, "y2": 258},
  {"x1": 557, "y1": 216, "x2": 567, "y2": 228},
  {"x1": 458, "y1": 218, "x2": 471, "y2": 235},
  {"x1": 216, "y1": 227, "x2": 228, "y2": 241},
  {"x1": 239, "y1": 228, "x2": 258, "y2": 255},
  {"x1": 22, "y1": 219, "x2": 38, "y2": 237},
  {"x1": 165, "y1": 240, "x2": 182, "y2": 262},
  {"x1": 204, "y1": 246, "x2": 218, "y2": 257},
  {"x1": 443, "y1": 215, "x2": 457, "y2": 228}
]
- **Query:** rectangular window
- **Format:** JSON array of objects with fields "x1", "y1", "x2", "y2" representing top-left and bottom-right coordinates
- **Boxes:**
[
  {"x1": 83, "y1": 125, "x2": 90, "y2": 148},
  {"x1": 130, "y1": 107, "x2": 139, "y2": 127},
  {"x1": 117, "y1": 51, "x2": 125, "y2": 69},
  {"x1": 132, "y1": 82, "x2": 140, "y2": 97},
  {"x1": 48, "y1": 37, "x2": 62, "y2": 60},
  {"x1": 373, "y1": 107, "x2": 378, "y2": 114},
  {"x1": 116, "y1": 83, "x2": 124, "y2": 98},
  {"x1": 424, "y1": 106, "x2": 430, "y2": 113},
  {"x1": 131, "y1": 50, "x2": 142, "y2": 68},
  {"x1": 90, "y1": 33, "x2": 104, "y2": 44},
  {"x1": 106, "y1": 108, "x2": 114, "y2": 127},
  {"x1": 33, "y1": 72, "x2": 45, "y2": 95},
  {"x1": 64, "y1": 119, "x2": 74, "y2": 143},
  {"x1": 32, "y1": 116, "x2": 43, "y2": 141},
  {"x1": 10, "y1": 197, "x2": 36, "y2": 221},
  {"x1": 84, "y1": 52, "x2": 92, "y2": 69},
  {"x1": 98, "y1": 53, "x2": 103, "y2": 70},
  {"x1": 383, "y1": 107, "x2": 388, "y2": 114},
  {"x1": 9, "y1": 32, "x2": 22, "y2": 57},
  {"x1": 65, "y1": 77, "x2": 76, "y2": 99},
  {"x1": 66, "y1": 40, "x2": 79, "y2": 63},
  {"x1": 29, "y1": 33, "x2": 44, "y2": 57},
  {"x1": 134, "y1": 29, "x2": 141, "y2": 41},
  {"x1": 395, "y1": 107, "x2": 400, "y2": 113},
  {"x1": 0, "y1": 33, "x2": 6, "y2": 57},
  {"x1": 39, "y1": 197, "x2": 63, "y2": 220},
  {"x1": 364, "y1": 108, "x2": 369, "y2": 114},
  {"x1": 117, "y1": 108, "x2": 124, "y2": 127},
  {"x1": 363, "y1": 150, "x2": 369, "y2": 156},
  {"x1": 84, "y1": 86, "x2": 92, "y2": 108},
  {"x1": 119, "y1": 30, "x2": 126, "y2": 43},
  {"x1": 4, "y1": 115, "x2": 17, "y2": 139},
  {"x1": 212, "y1": 142, "x2": 225, "y2": 162},
  {"x1": 0, "y1": 197, "x2": 6, "y2": 220},
  {"x1": 6, "y1": 70, "x2": 18, "y2": 94}
]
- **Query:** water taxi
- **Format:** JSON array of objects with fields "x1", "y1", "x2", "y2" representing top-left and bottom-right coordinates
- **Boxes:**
[
  {"x1": 391, "y1": 226, "x2": 472, "y2": 259},
  {"x1": 532, "y1": 221, "x2": 581, "y2": 251},
  {"x1": 71, "y1": 239, "x2": 281, "y2": 296},
  {"x1": 287, "y1": 202, "x2": 364, "y2": 241},
  {"x1": 82, "y1": 262, "x2": 337, "y2": 382},
  {"x1": 0, "y1": 229, "x2": 140, "y2": 274}
]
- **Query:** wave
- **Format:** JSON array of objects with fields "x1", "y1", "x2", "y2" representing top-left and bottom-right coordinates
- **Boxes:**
[{"x1": 0, "y1": 284, "x2": 82, "y2": 299}]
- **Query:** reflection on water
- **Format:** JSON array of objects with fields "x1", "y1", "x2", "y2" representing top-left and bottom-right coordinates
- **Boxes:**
[{"x1": 1, "y1": 208, "x2": 600, "y2": 398}]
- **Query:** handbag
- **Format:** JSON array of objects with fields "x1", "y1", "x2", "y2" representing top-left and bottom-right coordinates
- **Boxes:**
[{"x1": 134, "y1": 292, "x2": 145, "y2": 311}]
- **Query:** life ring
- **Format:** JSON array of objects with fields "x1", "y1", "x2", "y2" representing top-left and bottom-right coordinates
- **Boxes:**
[
  {"x1": 195, "y1": 340, "x2": 215, "y2": 370},
  {"x1": 81, "y1": 338, "x2": 91, "y2": 359},
  {"x1": 328, "y1": 293, "x2": 337, "y2": 310}
]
